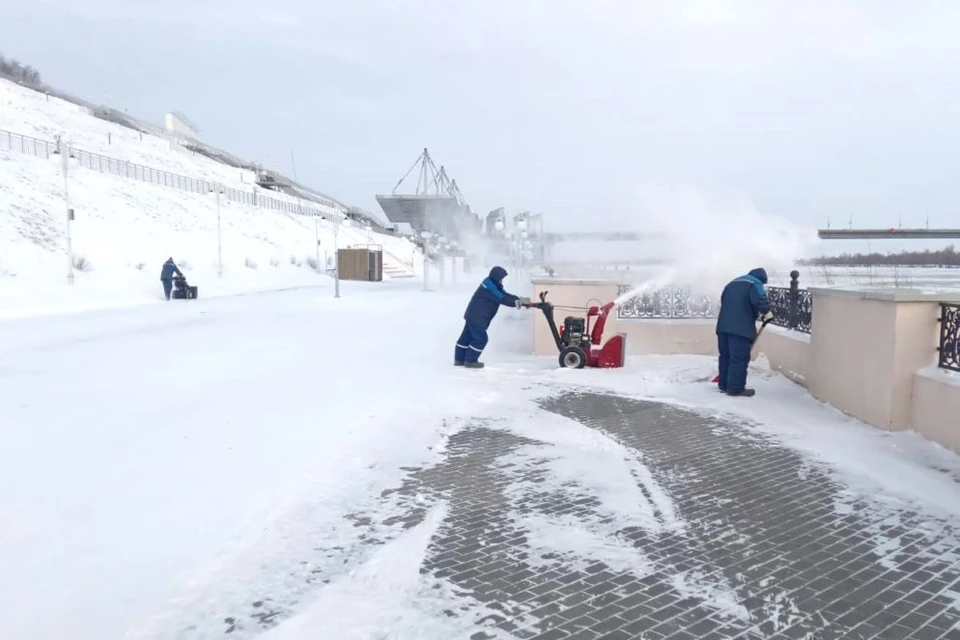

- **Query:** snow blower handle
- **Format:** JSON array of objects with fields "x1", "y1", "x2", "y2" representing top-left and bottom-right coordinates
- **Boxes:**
[{"x1": 524, "y1": 291, "x2": 549, "y2": 309}]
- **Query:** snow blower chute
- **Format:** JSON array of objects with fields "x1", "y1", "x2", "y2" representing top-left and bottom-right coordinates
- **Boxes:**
[{"x1": 527, "y1": 291, "x2": 626, "y2": 369}]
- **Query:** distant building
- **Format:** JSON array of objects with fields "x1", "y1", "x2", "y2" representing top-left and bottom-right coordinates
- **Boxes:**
[
  {"x1": 164, "y1": 112, "x2": 199, "y2": 140},
  {"x1": 486, "y1": 207, "x2": 506, "y2": 234}
]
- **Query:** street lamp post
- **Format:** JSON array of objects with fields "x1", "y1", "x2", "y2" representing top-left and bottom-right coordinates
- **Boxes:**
[
  {"x1": 52, "y1": 136, "x2": 76, "y2": 285},
  {"x1": 334, "y1": 219, "x2": 340, "y2": 298},
  {"x1": 438, "y1": 236, "x2": 448, "y2": 287},
  {"x1": 516, "y1": 218, "x2": 528, "y2": 276},
  {"x1": 314, "y1": 216, "x2": 321, "y2": 274},
  {"x1": 420, "y1": 231, "x2": 432, "y2": 291},
  {"x1": 328, "y1": 215, "x2": 351, "y2": 298},
  {"x1": 450, "y1": 241, "x2": 458, "y2": 284},
  {"x1": 209, "y1": 185, "x2": 224, "y2": 277},
  {"x1": 519, "y1": 229, "x2": 529, "y2": 277}
]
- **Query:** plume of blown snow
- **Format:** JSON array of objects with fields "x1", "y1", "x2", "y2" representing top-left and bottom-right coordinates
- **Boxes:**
[{"x1": 616, "y1": 185, "x2": 819, "y2": 303}]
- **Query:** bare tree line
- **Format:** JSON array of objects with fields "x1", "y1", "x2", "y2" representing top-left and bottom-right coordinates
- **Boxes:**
[
  {"x1": 1, "y1": 52, "x2": 155, "y2": 133},
  {"x1": 801, "y1": 245, "x2": 960, "y2": 267},
  {"x1": 0, "y1": 54, "x2": 42, "y2": 87}
]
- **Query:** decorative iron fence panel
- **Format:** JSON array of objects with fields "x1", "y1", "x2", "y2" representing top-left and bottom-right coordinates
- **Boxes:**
[
  {"x1": 617, "y1": 286, "x2": 720, "y2": 319},
  {"x1": 938, "y1": 303, "x2": 960, "y2": 372},
  {"x1": 766, "y1": 284, "x2": 813, "y2": 333}
]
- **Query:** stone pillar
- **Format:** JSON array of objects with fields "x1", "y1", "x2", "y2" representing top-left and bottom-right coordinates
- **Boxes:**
[{"x1": 807, "y1": 288, "x2": 960, "y2": 430}]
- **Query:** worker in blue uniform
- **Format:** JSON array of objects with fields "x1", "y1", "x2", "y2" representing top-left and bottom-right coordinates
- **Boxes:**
[
  {"x1": 160, "y1": 257, "x2": 184, "y2": 300},
  {"x1": 716, "y1": 267, "x2": 774, "y2": 396},
  {"x1": 455, "y1": 266, "x2": 531, "y2": 369}
]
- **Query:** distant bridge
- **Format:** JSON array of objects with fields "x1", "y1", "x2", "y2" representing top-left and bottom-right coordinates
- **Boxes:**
[
  {"x1": 545, "y1": 229, "x2": 960, "y2": 242},
  {"x1": 540, "y1": 231, "x2": 663, "y2": 242},
  {"x1": 818, "y1": 228, "x2": 960, "y2": 239},
  {"x1": 544, "y1": 259, "x2": 670, "y2": 267}
]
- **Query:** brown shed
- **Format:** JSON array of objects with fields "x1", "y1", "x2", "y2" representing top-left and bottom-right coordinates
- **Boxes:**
[{"x1": 337, "y1": 245, "x2": 383, "y2": 282}]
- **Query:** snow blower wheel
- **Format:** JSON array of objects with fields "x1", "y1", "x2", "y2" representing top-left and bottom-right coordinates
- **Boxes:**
[{"x1": 559, "y1": 346, "x2": 587, "y2": 369}]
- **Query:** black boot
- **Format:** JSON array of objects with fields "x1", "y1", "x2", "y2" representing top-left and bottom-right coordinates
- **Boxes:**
[
  {"x1": 454, "y1": 361, "x2": 464, "y2": 366},
  {"x1": 727, "y1": 388, "x2": 755, "y2": 397},
  {"x1": 464, "y1": 361, "x2": 485, "y2": 369}
]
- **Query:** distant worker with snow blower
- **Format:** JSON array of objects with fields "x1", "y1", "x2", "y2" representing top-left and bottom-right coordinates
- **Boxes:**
[
  {"x1": 160, "y1": 257, "x2": 184, "y2": 301},
  {"x1": 455, "y1": 266, "x2": 531, "y2": 369},
  {"x1": 716, "y1": 267, "x2": 774, "y2": 397}
]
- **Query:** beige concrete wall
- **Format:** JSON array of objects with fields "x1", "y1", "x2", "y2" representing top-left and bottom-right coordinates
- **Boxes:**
[
  {"x1": 891, "y1": 302, "x2": 944, "y2": 428},
  {"x1": 756, "y1": 327, "x2": 811, "y2": 387},
  {"x1": 808, "y1": 295, "x2": 899, "y2": 428},
  {"x1": 619, "y1": 320, "x2": 717, "y2": 356},
  {"x1": 912, "y1": 367, "x2": 960, "y2": 452},
  {"x1": 806, "y1": 288, "x2": 950, "y2": 431}
]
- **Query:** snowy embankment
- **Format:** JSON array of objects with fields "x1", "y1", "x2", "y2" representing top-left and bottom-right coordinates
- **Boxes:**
[
  {"x1": 2, "y1": 279, "x2": 959, "y2": 640},
  {"x1": 0, "y1": 78, "x2": 419, "y2": 318}
]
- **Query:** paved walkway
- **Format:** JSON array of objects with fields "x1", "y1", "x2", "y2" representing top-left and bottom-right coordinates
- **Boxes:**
[
  {"x1": 389, "y1": 392, "x2": 960, "y2": 640},
  {"x1": 219, "y1": 391, "x2": 960, "y2": 639}
]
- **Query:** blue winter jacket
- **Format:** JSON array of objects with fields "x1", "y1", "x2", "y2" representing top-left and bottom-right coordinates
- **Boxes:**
[
  {"x1": 463, "y1": 266, "x2": 520, "y2": 330},
  {"x1": 716, "y1": 268, "x2": 771, "y2": 340},
  {"x1": 160, "y1": 259, "x2": 183, "y2": 282}
]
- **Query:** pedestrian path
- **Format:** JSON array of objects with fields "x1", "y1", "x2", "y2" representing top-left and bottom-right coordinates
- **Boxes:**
[{"x1": 376, "y1": 391, "x2": 960, "y2": 639}]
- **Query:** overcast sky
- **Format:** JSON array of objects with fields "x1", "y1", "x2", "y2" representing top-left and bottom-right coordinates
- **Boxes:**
[{"x1": 2, "y1": 0, "x2": 959, "y2": 246}]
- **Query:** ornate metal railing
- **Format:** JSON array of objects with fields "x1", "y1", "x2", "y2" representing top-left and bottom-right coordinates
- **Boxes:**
[
  {"x1": 938, "y1": 303, "x2": 960, "y2": 372},
  {"x1": 617, "y1": 270, "x2": 813, "y2": 333},
  {"x1": 766, "y1": 272, "x2": 812, "y2": 333},
  {"x1": 617, "y1": 287, "x2": 720, "y2": 319}
]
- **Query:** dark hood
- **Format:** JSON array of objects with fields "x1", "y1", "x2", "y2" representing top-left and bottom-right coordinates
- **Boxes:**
[
  {"x1": 489, "y1": 266, "x2": 508, "y2": 284},
  {"x1": 748, "y1": 268, "x2": 768, "y2": 284}
]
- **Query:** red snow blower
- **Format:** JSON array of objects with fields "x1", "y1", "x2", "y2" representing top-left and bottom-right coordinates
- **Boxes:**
[{"x1": 527, "y1": 291, "x2": 626, "y2": 369}]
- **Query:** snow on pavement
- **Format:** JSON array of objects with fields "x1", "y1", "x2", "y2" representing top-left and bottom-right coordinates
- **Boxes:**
[
  {"x1": 2, "y1": 279, "x2": 960, "y2": 639},
  {"x1": 556, "y1": 353, "x2": 960, "y2": 520},
  {"x1": 0, "y1": 279, "x2": 533, "y2": 640},
  {"x1": 255, "y1": 502, "x2": 514, "y2": 640}
]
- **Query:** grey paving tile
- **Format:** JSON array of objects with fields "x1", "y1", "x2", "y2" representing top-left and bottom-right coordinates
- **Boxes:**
[{"x1": 261, "y1": 391, "x2": 960, "y2": 640}]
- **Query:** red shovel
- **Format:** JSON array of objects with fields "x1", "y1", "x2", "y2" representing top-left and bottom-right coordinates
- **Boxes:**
[{"x1": 711, "y1": 317, "x2": 772, "y2": 384}]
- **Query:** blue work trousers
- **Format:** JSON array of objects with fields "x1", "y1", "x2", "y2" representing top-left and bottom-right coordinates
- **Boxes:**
[
  {"x1": 455, "y1": 322, "x2": 489, "y2": 364},
  {"x1": 717, "y1": 332, "x2": 753, "y2": 392}
]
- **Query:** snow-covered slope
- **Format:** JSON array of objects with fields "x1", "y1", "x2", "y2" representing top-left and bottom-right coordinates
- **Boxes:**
[
  {"x1": 2, "y1": 78, "x2": 312, "y2": 200},
  {"x1": 0, "y1": 78, "x2": 420, "y2": 316}
]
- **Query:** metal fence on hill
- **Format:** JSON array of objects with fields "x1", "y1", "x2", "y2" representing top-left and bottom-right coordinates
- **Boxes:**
[{"x1": 0, "y1": 127, "x2": 334, "y2": 217}]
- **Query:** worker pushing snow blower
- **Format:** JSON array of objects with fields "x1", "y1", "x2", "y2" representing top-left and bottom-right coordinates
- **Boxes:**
[
  {"x1": 454, "y1": 266, "x2": 532, "y2": 369},
  {"x1": 714, "y1": 267, "x2": 773, "y2": 397}
]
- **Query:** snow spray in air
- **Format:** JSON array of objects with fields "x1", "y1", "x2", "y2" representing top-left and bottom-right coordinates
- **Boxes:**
[
  {"x1": 612, "y1": 268, "x2": 679, "y2": 307},
  {"x1": 612, "y1": 187, "x2": 819, "y2": 307}
]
